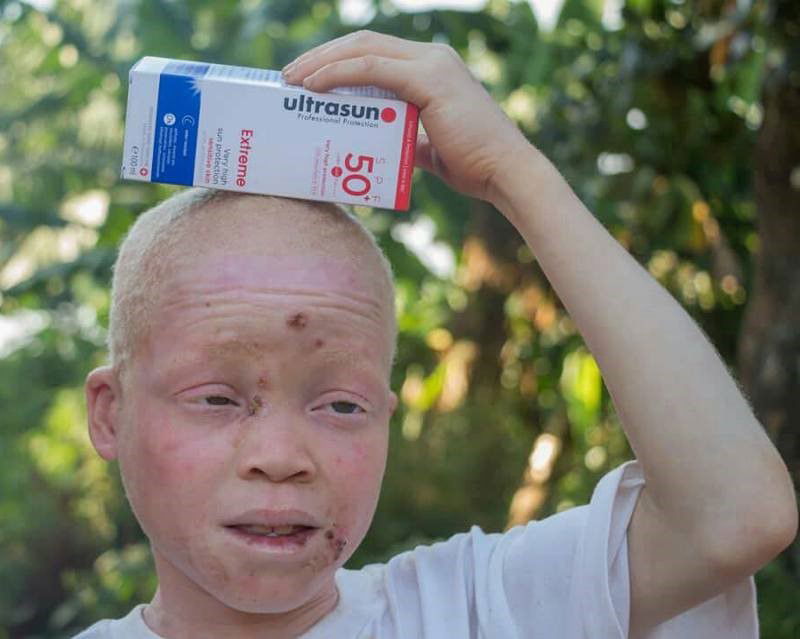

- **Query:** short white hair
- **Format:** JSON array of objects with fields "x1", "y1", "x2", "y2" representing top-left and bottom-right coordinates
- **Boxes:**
[{"x1": 108, "y1": 187, "x2": 396, "y2": 375}]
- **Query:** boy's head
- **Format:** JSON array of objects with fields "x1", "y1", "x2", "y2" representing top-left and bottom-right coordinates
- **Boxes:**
[{"x1": 85, "y1": 189, "x2": 398, "y2": 615}]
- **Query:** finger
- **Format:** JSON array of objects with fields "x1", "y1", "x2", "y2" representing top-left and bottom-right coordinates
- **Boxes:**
[
  {"x1": 285, "y1": 30, "x2": 421, "y2": 70},
  {"x1": 301, "y1": 55, "x2": 434, "y2": 107},
  {"x1": 283, "y1": 32, "x2": 364, "y2": 71},
  {"x1": 283, "y1": 31, "x2": 424, "y2": 81},
  {"x1": 284, "y1": 31, "x2": 364, "y2": 68}
]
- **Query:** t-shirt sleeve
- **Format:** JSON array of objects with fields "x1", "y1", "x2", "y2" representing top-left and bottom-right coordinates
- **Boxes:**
[{"x1": 500, "y1": 460, "x2": 759, "y2": 638}]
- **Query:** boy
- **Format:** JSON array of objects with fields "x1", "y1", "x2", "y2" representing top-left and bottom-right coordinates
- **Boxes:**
[{"x1": 79, "y1": 31, "x2": 797, "y2": 638}]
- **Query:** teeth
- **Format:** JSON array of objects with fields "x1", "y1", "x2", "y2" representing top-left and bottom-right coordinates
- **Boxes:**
[{"x1": 238, "y1": 524, "x2": 303, "y2": 536}]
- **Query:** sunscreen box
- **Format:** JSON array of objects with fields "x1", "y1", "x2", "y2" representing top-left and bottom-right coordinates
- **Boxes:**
[{"x1": 121, "y1": 57, "x2": 418, "y2": 210}]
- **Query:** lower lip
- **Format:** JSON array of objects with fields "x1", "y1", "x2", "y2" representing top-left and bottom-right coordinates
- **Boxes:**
[{"x1": 224, "y1": 526, "x2": 319, "y2": 553}]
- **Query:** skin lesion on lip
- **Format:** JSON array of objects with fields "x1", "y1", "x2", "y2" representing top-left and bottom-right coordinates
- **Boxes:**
[{"x1": 305, "y1": 525, "x2": 348, "y2": 570}]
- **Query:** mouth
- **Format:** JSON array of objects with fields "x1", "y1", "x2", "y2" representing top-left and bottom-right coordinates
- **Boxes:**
[
  {"x1": 223, "y1": 522, "x2": 321, "y2": 552},
  {"x1": 222, "y1": 509, "x2": 324, "y2": 553},
  {"x1": 229, "y1": 523, "x2": 315, "y2": 537}
]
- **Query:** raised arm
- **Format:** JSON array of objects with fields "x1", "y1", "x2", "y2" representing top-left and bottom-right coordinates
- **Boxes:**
[
  {"x1": 491, "y1": 145, "x2": 797, "y2": 634},
  {"x1": 282, "y1": 30, "x2": 798, "y2": 635}
]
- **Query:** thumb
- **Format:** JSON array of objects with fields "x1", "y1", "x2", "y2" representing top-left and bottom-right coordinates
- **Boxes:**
[
  {"x1": 414, "y1": 133, "x2": 449, "y2": 183},
  {"x1": 414, "y1": 132, "x2": 435, "y2": 173}
]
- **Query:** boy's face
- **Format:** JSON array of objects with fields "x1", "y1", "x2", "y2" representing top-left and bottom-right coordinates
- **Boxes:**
[{"x1": 95, "y1": 208, "x2": 397, "y2": 615}]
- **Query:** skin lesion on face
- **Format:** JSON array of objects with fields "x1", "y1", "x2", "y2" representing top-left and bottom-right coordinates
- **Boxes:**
[
  {"x1": 327, "y1": 530, "x2": 347, "y2": 562},
  {"x1": 304, "y1": 524, "x2": 348, "y2": 572},
  {"x1": 247, "y1": 394, "x2": 264, "y2": 417},
  {"x1": 286, "y1": 312, "x2": 308, "y2": 330}
]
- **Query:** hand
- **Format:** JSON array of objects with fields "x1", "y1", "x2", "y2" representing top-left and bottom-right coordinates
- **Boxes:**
[{"x1": 281, "y1": 30, "x2": 533, "y2": 204}]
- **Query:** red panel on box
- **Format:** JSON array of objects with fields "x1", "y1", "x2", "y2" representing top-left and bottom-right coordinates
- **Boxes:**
[{"x1": 393, "y1": 104, "x2": 419, "y2": 211}]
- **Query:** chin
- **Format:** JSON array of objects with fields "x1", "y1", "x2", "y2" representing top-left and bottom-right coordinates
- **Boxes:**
[{"x1": 210, "y1": 571, "x2": 334, "y2": 615}]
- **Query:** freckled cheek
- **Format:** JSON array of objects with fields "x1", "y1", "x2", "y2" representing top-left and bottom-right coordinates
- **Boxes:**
[
  {"x1": 122, "y1": 424, "x2": 228, "y2": 545},
  {"x1": 333, "y1": 436, "x2": 387, "y2": 480},
  {"x1": 128, "y1": 419, "x2": 227, "y2": 492},
  {"x1": 329, "y1": 437, "x2": 387, "y2": 525}
]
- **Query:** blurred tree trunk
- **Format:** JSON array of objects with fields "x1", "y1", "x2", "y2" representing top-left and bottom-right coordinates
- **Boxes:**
[{"x1": 737, "y1": 0, "x2": 800, "y2": 577}]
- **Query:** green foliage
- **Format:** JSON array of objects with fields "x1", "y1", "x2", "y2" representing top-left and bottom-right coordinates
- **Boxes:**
[
  {"x1": 755, "y1": 559, "x2": 800, "y2": 638},
  {"x1": 0, "y1": 0, "x2": 796, "y2": 636}
]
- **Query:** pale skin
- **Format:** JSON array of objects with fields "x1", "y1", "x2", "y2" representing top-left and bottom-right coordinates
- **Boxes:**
[{"x1": 84, "y1": 31, "x2": 798, "y2": 638}]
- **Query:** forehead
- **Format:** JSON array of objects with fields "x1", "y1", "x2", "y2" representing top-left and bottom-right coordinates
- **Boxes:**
[
  {"x1": 173, "y1": 251, "x2": 379, "y2": 291},
  {"x1": 137, "y1": 250, "x2": 394, "y2": 374}
]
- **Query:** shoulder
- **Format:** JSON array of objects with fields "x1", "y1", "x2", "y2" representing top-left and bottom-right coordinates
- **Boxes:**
[
  {"x1": 71, "y1": 604, "x2": 155, "y2": 639},
  {"x1": 349, "y1": 518, "x2": 594, "y2": 637},
  {"x1": 366, "y1": 500, "x2": 597, "y2": 599},
  {"x1": 72, "y1": 619, "x2": 112, "y2": 639},
  {"x1": 72, "y1": 619, "x2": 113, "y2": 639},
  {"x1": 374, "y1": 461, "x2": 643, "y2": 637}
]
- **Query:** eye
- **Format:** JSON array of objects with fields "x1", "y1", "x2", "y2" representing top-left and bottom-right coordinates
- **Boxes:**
[
  {"x1": 330, "y1": 400, "x2": 364, "y2": 415},
  {"x1": 205, "y1": 396, "x2": 237, "y2": 406}
]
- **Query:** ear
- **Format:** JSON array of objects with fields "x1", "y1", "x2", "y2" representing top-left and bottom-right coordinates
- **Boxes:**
[
  {"x1": 388, "y1": 391, "x2": 398, "y2": 417},
  {"x1": 85, "y1": 365, "x2": 123, "y2": 460}
]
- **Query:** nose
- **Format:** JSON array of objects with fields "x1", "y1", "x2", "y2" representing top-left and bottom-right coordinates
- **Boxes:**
[{"x1": 233, "y1": 408, "x2": 316, "y2": 483}]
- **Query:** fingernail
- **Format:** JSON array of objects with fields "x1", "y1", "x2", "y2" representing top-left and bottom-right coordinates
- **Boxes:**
[{"x1": 282, "y1": 63, "x2": 296, "y2": 77}]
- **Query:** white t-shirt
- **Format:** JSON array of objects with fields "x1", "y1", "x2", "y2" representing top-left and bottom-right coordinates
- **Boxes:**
[{"x1": 73, "y1": 461, "x2": 758, "y2": 638}]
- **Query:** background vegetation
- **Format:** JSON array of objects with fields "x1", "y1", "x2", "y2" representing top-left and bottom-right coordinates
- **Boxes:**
[{"x1": 1, "y1": 0, "x2": 798, "y2": 636}]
